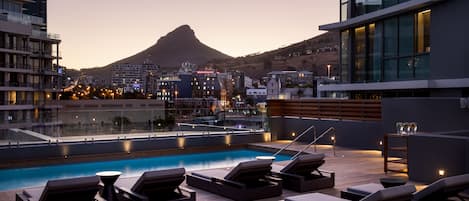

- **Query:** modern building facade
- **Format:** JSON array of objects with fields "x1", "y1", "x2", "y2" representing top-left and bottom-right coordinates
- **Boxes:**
[
  {"x1": 111, "y1": 63, "x2": 159, "y2": 93},
  {"x1": 266, "y1": 71, "x2": 314, "y2": 99},
  {"x1": 154, "y1": 76, "x2": 181, "y2": 102},
  {"x1": 23, "y1": 0, "x2": 47, "y2": 28},
  {"x1": 191, "y1": 70, "x2": 222, "y2": 99},
  {"x1": 0, "y1": 0, "x2": 62, "y2": 137},
  {"x1": 319, "y1": 0, "x2": 469, "y2": 99}
]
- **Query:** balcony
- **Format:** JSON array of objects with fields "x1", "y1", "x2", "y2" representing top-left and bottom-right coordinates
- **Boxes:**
[
  {"x1": 0, "y1": 9, "x2": 45, "y2": 26},
  {"x1": 31, "y1": 30, "x2": 61, "y2": 40},
  {"x1": 0, "y1": 45, "x2": 31, "y2": 54},
  {"x1": 0, "y1": 63, "x2": 32, "y2": 71}
]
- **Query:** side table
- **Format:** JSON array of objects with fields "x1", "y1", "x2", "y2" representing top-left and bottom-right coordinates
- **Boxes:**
[{"x1": 96, "y1": 171, "x2": 122, "y2": 201}]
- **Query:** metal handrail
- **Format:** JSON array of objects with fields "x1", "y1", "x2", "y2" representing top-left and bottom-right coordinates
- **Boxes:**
[
  {"x1": 272, "y1": 124, "x2": 316, "y2": 157},
  {"x1": 291, "y1": 127, "x2": 335, "y2": 159}
]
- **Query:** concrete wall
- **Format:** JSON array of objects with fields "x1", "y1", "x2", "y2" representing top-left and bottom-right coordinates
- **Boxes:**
[
  {"x1": 0, "y1": 133, "x2": 269, "y2": 162},
  {"x1": 382, "y1": 98, "x2": 469, "y2": 134},
  {"x1": 430, "y1": 0, "x2": 469, "y2": 79},
  {"x1": 408, "y1": 134, "x2": 469, "y2": 183},
  {"x1": 269, "y1": 117, "x2": 383, "y2": 149}
]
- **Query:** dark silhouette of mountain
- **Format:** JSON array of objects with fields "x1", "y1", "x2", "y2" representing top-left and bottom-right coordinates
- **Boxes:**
[
  {"x1": 110, "y1": 25, "x2": 232, "y2": 67},
  {"x1": 80, "y1": 25, "x2": 232, "y2": 86}
]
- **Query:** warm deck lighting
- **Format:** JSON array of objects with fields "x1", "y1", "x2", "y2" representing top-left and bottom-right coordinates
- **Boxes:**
[
  {"x1": 225, "y1": 135, "x2": 232, "y2": 146},
  {"x1": 438, "y1": 169, "x2": 446, "y2": 177},
  {"x1": 331, "y1": 136, "x2": 336, "y2": 141},
  {"x1": 177, "y1": 137, "x2": 186, "y2": 149},
  {"x1": 263, "y1": 132, "x2": 271, "y2": 142},
  {"x1": 291, "y1": 132, "x2": 296, "y2": 137},
  {"x1": 61, "y1": 145, "x2": 69, "y2": 157},
  {"x1": 123, "y1": 140, "x2": 132, "y2": 154},
  {"x1": 379, "y1": 140, "x2": 383, "y2": 146}
]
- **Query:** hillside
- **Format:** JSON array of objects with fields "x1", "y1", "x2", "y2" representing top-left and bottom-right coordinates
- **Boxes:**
[{"x1": 207, "y1": 32, "x2": 339, "y2": 80}]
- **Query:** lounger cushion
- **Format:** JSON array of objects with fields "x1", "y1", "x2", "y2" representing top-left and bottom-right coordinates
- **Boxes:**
[
  {"x1": 38, "y1": 176, "x2": 100, "y2": 201},
  {"x1": 361, "y1": 184, "x2": 416, "y2": 201},
  {"x1": 347, "y1": 183, "x2": 384, "y2": 196},
  {"x1": 131, "y1": 168, "x2": 186, "y2": 194},
  {"x1": 281, "y1": 153, "x2": 325, "y2": 175},
  {"x1": 191, "y1": 169, "x2": 230, "y2": 180},
  {"x1": 285, "y1": 193, "x2": 348, "y2": 201},
  {"x1": 413, "y1": 174, "x2": 469, "y2": 200},
  {"x1": 224, "y1": 160, "x2": 272, "y2": 183}
]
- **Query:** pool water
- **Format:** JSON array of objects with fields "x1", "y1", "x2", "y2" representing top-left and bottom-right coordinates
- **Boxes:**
[{"x1": 0, "y1": 149, "x2": 290, "y2": 191}]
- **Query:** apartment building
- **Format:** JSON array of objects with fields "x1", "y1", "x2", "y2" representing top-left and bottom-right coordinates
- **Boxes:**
[
  {"x1": 111, "y1": 63, "x2": 159, "y2": 93},
  {"x1": 318, "y1": 0, "x2": 469, "y2": 99},
  {"x1": 266, "y1": 71, "x2": 314, "y2": 99},
  {"x1": 191, "y1": 70, "x2": 222, "y2": 99},
  {"x1": 0, "y1": 0, "x2": 62, "y2": 137}
]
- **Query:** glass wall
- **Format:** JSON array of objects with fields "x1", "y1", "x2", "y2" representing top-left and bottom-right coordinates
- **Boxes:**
[
  {"x1": 384, "y1": 18, "x2": 398, "y2": 58},
  {"x1": 416, "y1": 10, "x2": 431, "y2": 53},
  {"x1": 368, "y1": 23, "x2": 382, "y2": 82},
  {"x1": 341, "y1": 30, "x2": 350, "y2": 82},
  {"x1": 353, "y1": 26, "x2": 366, "y2": 82},
  {"x1": 341, "y1": 0, "x2": 349, "y2": 21},
  {"x1": 352, "y1": 0, "x2": 411, "y2": 17},
  {"x1": 341, "y1": 9, "x2": 432, "y2": 83}
]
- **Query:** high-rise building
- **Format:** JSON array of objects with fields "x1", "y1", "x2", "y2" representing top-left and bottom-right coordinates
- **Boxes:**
[
  {"x1": 318, "y1": 0, "x2": 469, "y2": 99},
  {"x1": 0, "y1": 0, "x2": 62, "y2": 136}
]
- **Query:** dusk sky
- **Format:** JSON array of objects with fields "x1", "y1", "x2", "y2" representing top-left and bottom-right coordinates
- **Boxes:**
[{"x1": 48, "y1": 0, "x2": 337, "y2": 70}]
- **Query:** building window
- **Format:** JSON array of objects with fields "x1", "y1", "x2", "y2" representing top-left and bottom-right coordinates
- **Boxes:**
[
  {"x1": 341, "y1": 30, "x2": 350, "y2": 82},
  {"x1": 399, "y1": 14, "x2": 414, "y2": 57},
  {"x1": 368, "y1": 23, "x2": 383, "y2": 82},
  {"x1": 416, "y1": 10, "x2": 431, "y2": 53},
  {"x1": 349, "y1": 10, "x2": 431, "y2": 82},
  {"x1": 384, "y1": 18, "x2": 398, "y2": 58},
  {"x1": 353, "y1": 26, "x2": 366, "y2": 82},
  {"x1": 383, "y1": 0, "x2": 399, "y2": 8},
  {"x1": 341, "y1": 0, "x2": 349, "y2": 21},
  {"x1": 354, "y1": 0, "x2": 381, "y2": 17}
]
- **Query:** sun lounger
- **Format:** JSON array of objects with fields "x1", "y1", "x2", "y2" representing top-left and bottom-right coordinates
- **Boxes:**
[
  {"x1": 186, "y1": 159, "x2": 282, "y2": 201},
  {"x1": 412, "y1": 173, "x2": 469, "y2": 201},
  {"x1": 272, "y1": 153, "x2": 334, "y2": 192},
  {"x1": 341, "y1": 183, "x2": 385, "y2": 200},
  {"x1": 15, "y1": 176, "x2": 101, "y2": 201},
  {"x1": 115, "y1": 168, "x2": 195, "y2": 201},
  {"x1": 285, "y1": 184, "x2": 416, "y2": 201}
]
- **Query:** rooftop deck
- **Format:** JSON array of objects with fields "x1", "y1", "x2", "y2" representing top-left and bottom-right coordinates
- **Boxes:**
[{"x1": 0, "y1": 141, "x2": 424, "y2": 201}]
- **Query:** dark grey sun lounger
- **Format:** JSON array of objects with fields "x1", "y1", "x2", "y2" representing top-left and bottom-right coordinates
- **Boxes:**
[
  {"x1": 272, "y1": 153, "x2": 334, "y2": 192},
  {"x1": 285, "y1": 184, "x2": 416, "y2": 201},
  {"x1": 115, "y1": 168, "x2": 195, "y2": 201},
  {"x1": 412, "y1": 173, "x2": 469, "y2": 201},
  {"x1": 16, "y1": 176, "x2": 101, "y2": 201},
  {"x1": 186, "y1": 159, "x2": 282, "y2": 201}
]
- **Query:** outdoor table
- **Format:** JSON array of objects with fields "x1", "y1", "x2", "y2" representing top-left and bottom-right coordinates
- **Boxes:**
[{"x1": 96, "y1": 171, "x2": 122, "y2": 201}]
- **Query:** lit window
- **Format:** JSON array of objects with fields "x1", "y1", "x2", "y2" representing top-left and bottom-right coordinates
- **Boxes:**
[{"x1": 416, "y1": 10, "x2": 431, "y2": 53}]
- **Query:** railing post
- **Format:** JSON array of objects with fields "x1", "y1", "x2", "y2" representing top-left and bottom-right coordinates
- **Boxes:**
[
  {"x1": 331, "y1": 133, "x2": 336, "y2": 157},
  {"x1": 313, "y1": 126, "x2": 317, "y2": 152}
]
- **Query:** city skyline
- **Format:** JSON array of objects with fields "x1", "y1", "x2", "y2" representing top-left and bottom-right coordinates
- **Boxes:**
[{"x1": 47, "y1": 0, "x2": 337, "y2": 69}]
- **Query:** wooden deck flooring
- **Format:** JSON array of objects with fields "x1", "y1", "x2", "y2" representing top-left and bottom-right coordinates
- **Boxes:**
[{"x1": 0, "y1": 141, "x2": 423, "y2": 201}]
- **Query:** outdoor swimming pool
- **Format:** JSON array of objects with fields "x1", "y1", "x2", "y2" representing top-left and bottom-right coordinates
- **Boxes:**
[{"x1": 0, "y1": 149, "x2": 290, "y2": 191}]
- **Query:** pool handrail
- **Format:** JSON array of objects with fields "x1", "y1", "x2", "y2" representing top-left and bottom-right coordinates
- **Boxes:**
[{"x1": 272, "y1": 123, "x2": 317, "y2": 157}]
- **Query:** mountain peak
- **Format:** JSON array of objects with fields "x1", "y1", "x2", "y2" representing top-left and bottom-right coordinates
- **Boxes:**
[
  {"x1": 173, "y1": 25, "x2": 193, "y2": 34},
  {"x1": 107, "y1": 24, "x2": 231, "y2": 68},
  {"x1": 159, "y1": 25, "x2": 196, "y2": 43}
]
